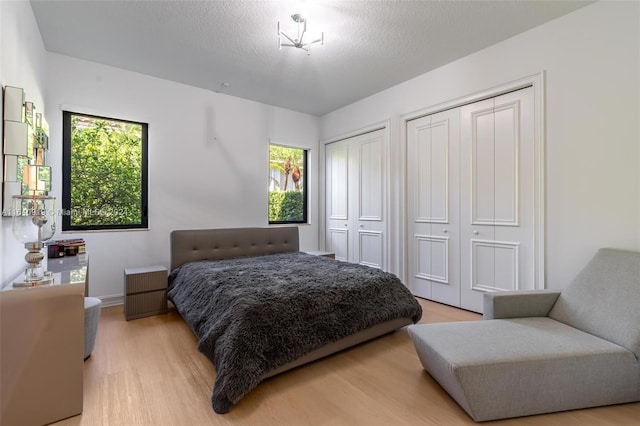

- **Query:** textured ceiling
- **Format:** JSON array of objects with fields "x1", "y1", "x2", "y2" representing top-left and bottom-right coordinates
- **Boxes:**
[{"x1": 30, "y1": 0, "x2": 592, "y2": 116}]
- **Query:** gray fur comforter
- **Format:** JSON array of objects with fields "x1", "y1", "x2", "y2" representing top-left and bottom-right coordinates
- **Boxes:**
[{"x1": 167, "y1": 252, "x2": 422, "y2": 414}]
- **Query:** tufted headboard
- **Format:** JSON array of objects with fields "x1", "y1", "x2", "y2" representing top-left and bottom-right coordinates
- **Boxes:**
[{"x1": 170, "y1": 227, "x2": 299, "y2": 271}]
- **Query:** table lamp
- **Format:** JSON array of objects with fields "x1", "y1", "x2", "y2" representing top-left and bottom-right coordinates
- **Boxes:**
[{"x1": 12, "y1": 194, "x2": 56, "y2": 286}]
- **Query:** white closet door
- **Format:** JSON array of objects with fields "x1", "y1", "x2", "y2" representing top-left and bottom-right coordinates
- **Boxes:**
[
  {"x1": 460, "y1": 87, "x2": 535, "y2": 312},
  {"x1": 354, "y1": 130, "x2": 386, "y2": 269},
  {"x1": 326, "y1": 139, "x2": 351, "y2": 262},
  {"x1": 326, "y1": 129, "x2": 387, "y2": 269},
  {"x1": 407, "y1": 109, "x2": 460, "y2": 306}
]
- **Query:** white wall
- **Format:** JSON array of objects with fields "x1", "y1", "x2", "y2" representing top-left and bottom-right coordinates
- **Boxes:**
[
  {"x1": 320, "y1": 1, "x2": 640, "y2": 289},
  {"x1": 45, "y1": 54, "x2": 320, "y2": 300},
  {"x1": 0, "y1": 0, "x2": 48, "y2": 284},
  {"x1": 4, "y1": 0, "x2": 638, "y2": 298}
]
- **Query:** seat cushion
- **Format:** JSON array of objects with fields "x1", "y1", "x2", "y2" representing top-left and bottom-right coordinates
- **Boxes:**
[
  {"x1": 549, "y1": 248, "x2": 640, "y2": 358},
  {"x1": 84, "y1": 297, "x2": 102, "y2": 360},
  {"x1": 409, "y1": 317, "x2": 639, "y2": 422}
]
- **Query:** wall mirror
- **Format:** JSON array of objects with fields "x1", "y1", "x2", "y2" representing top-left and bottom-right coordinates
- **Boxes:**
[{"x1": 2, "y1": 86, "x2": 51, "y2": 215}]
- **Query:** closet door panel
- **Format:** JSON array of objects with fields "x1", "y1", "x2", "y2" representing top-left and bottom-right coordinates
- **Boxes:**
[
  {"x1": 496, "y1": 88, "x2": 535, "y2": 292},
  {"x1": 359, "y1": 230, "x2": 383, "y2": 269},
  {"x1": 493, "y1": 101, "x2": 519, "y2": 225},
  {"x1": 358, "y1": 139, "x2": 383, "y2": 221},
  {"x1": 429, "y1": 111, "x2": 460, "y2": 305},
  {"x1": 327, "y1": 143, "x2": 349, "y2": 220},
  {"x1": 470, "y1": 240, "x2": 519, "y2": 292},
  {"x1": 408, "y1": 117, "x2": 435, "y2": 300},
  {"x1": 355, "y1": 131, "x2": 386, "y2": 269},
  {"x1": 407, "y1": 109, "x2": 460, "y2": 306},
  {"x1": 328, "y1": 229, "x2": 349, "y2": 262},
  {"x1": 461, "y1": 87, "x2": 535, "y2": 313},
  {"x1": 411, "y1": 235, "x2": 431, "y2": 299},
  {"x1": 414, "y1": 235, "x2": 449, "y2": 283},
  {"x1": 471, "y1": 104, "x2": 497, "y2": 225},
  {"x1": 429, "y1": 118, "x2": 449, "y2": 223},
  {"x1": 415, "y1": 122, "x2": 433, "y2": 222},
  {"x1": 326, "y1": 141, "x2": 350, "y2": 262}
]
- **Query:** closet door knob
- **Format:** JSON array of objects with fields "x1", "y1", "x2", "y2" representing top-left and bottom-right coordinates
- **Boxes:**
[
  {"x1": 473, "y1": 230, "x2": 479, "y2": 235},
  {"x1": 359, "y1": 224, "x2": 364, "y2": 228},
  {"x1": 442, "y1": 229, "x2": 448, "y2": 233}
]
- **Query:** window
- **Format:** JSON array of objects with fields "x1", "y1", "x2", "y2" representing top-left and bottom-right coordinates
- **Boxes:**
[
  {"x1": 269, "y1": 145, "x2": 307, "y2": 224},
  {"x1": 62, "y1": 111, "x2": 148, "y2": 231}
]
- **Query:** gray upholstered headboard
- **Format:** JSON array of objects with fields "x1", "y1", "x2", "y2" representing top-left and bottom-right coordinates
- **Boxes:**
[{"x1": 170, "y1": 227, "x2": 299, "y2": 271}]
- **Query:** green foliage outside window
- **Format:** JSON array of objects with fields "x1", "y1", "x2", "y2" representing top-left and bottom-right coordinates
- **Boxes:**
[
  {"x1": 269, "y1": 145, "x2": 307, "y2": 223},
  {"x1": 269, "y1": 191, "x2": 303, "y2": 222},
  {"x1": 63, "y1": 112, "x2": 148, "y2": 230}
]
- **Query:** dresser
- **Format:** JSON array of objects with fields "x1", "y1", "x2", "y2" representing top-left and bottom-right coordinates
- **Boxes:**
[{"x1": 1, "y1": 256, "x2": 89, "y2": 426}]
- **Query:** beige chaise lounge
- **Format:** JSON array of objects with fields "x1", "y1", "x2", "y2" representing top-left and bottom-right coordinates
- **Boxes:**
[{"x1": 408, "y1": 248, "x2": 640, "y2": 422}]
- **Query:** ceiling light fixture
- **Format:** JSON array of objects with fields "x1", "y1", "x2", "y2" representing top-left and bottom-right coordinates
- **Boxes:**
[{"x1": 277, "y1": 13, "x2": 323, "y2": 55}]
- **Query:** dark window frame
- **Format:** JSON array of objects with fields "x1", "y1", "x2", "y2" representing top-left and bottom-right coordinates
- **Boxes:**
[
  {"x1": 268, "y1": 145, "x2": 308, "y2": 225},
  {"x1": 62, "y1": 111, "x2": 148, "y2": 231}
]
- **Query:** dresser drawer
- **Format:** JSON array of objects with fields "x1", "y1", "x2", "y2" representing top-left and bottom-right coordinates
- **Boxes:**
[
  {"x1": 125, "y1": 290, "x2": 167, "y2": 320},
  {"x1": 124, "y1": 266, "x2": 167, "y2": 294}
]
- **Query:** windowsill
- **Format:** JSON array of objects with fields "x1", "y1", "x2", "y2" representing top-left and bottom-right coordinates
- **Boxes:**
[{"x1": 62, "y1": 228, "x2": 150, "y2": 234}]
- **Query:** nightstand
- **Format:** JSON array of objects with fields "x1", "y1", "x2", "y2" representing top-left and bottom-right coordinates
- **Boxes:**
[
  {"x1": 124, "y1": 265, "x2": 168, "y2": 320},
  {"x1": 304, "y1": 251, "x2": 336, "y2": 259}
]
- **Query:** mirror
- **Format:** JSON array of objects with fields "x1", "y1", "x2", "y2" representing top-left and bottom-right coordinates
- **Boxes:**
[
  {"x1": 4, "y1": 155, "x2": 18, "y2": 181},
  {"x1": 4, "y1": 121, "x2": 28, "y2": 155},
  {"x1": 3, "y1": 87, "x2": 24, "y2": 121},
  {"x1": 2, "y1": 86, "x2": 51, "y2": 216}
]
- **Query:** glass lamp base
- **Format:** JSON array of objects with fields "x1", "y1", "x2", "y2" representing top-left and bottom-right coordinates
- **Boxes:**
[{"x1": 13, "y1": 270, "x2": 54, "y2": 287}]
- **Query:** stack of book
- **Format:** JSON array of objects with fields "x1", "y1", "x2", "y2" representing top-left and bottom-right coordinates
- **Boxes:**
[{"x1": 47, "y1": 238, "x2": 86, "y2": 257}]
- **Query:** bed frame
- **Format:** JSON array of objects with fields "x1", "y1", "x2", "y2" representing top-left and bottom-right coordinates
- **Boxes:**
[{"x1": 170, "y1": 226, "x2": 413, "y2": 379}]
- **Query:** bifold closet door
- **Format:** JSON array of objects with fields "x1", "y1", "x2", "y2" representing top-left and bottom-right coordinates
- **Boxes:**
[
  {"x1": 406, "y1": 86, "x2": 535, "y2": 313},
  {"x1": 406, "y1": 109, "x2": 460, "y2": 307},
  {"x1": 325, "y1": 129, "x2": 387, "y2": 269},
  {"x1": 459, "y1": 87, "x2": 535, "y2": 313},
  {"x1": 326, "y1": 139, "x2": 350, "y2": 262}
]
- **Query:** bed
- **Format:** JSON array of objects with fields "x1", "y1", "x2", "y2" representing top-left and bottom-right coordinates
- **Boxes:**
[{"x1": 168, "y1": 227, "x2": 422, "y2": 413}]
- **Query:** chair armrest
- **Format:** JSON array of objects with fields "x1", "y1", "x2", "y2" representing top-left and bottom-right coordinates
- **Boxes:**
[{"x1": 483, "y1": 290, "x2": 562, "y2": 319}]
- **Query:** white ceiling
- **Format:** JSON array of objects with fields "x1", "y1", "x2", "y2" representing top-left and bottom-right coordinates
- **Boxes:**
[{"x1": 30, "y1": 0, "x2": 592, "y2": 116}]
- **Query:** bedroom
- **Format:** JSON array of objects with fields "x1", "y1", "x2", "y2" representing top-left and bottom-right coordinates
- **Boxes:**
[{"x1": 0, "y1": 0, "x2": 638, "y2": 424}]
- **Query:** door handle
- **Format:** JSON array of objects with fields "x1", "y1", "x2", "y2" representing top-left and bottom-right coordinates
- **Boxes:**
[
  {"x1": 442, "y1": 229, "x2": 448, "y2": 233},
  {"x1": 473, "y1": 230, "x2": 479, "y2": 235}
]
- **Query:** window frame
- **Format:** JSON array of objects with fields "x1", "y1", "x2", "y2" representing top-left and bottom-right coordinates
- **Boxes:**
[
  {"x1": 61, "y1": 111, "x2": 149, "y2": 232},
  {"x1": 268, "y1": 144, "x2": 308, "y2": 225}
]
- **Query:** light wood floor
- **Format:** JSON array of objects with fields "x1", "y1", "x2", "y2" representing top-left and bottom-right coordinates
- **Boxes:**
[{"x1": 55, "y1": 298, "x2": 639, "y2": 426}]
